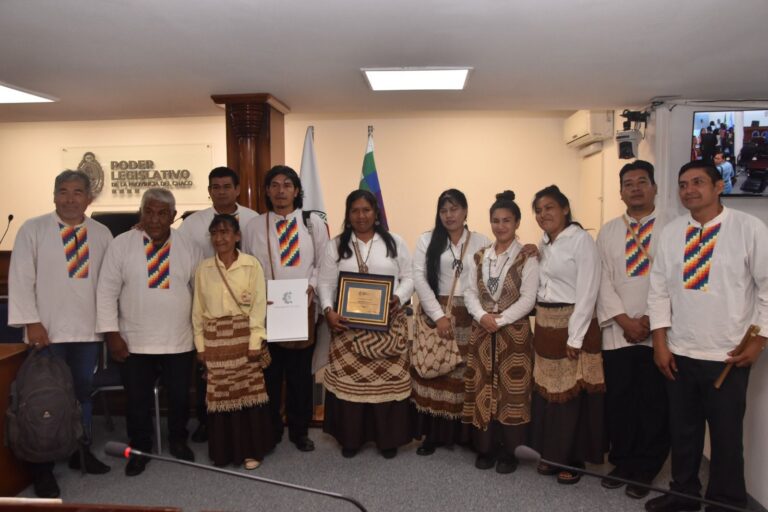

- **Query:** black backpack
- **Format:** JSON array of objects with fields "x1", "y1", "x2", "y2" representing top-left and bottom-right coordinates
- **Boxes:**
[{"x1": 5, "y1": 350, "x2": 83, "y2": 462}]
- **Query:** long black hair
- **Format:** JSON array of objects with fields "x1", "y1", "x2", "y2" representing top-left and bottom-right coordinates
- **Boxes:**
[
  {"x1": 337, "y1": 190, "x2": 397, "y2": 261},
  {"x1": 425, "y1": 189, "x2": 468, "y2": 297},
  {"x1": 531, "y1": 185, "x2": 582, "y2": 234}
]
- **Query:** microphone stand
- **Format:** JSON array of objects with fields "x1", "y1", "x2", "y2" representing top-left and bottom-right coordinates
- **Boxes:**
[
  {"x1": 513, "y1": 446, "x2": 748, "y2": 512},
  {"x1": 105, "y1": 444, "x2": 368, "y2": 512}
]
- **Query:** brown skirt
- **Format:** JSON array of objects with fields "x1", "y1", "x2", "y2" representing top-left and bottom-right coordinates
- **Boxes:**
[
  {"x1": 411, "y1": 404, "x2": 472, "y2": 446},
  {"x1": 207, "y1": 404, "x2": 275, "y2": 466},
  {"x1": 323, "y1": 390, "x2": 413, "y2": 451}
]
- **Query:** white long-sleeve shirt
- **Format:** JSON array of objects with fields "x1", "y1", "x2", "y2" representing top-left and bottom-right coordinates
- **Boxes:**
[
  {"x1": 96, "y1": 228, "x2": 202, "y2": 354},
  {"x1": 537, "y1": 224, "x2": 601, "y2": 349},
  {"x1": 8, "y1": 212, "x2": 113, "y2": 343},
  {"x1": 464, "y1": 240, "x2": 539, "y2": 327},
  {"x1": 318, "y1": 232, "x2": 414, "y2": 311},
  {"x1": 242, "y1": 209, "x2": 328, "y2": 291},
  {"x1": 412, "y1": 229, "x2": 491, "y2": 322},
  {"x1": 648, "y1": 207, "x2": 768, "y2": 361},
  {"x1": 177, "y1": 204, "x2": 259, "y2": 260},
  {"x1": 596, "y1": 210, "x2": 664, "y2": 350}
]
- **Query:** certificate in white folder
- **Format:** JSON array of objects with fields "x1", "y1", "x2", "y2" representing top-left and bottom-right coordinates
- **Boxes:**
[{"x1": 267, "y1": 278, "x2": 309, "y2": 342}]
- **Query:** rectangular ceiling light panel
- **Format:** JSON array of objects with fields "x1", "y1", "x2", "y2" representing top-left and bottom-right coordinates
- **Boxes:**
[
  {"x1": 0, "y1": 82, "x2": 55, "y2": 103},
  {"x1": 363, "y1": 68, "x2": 470, "y2": 91}
]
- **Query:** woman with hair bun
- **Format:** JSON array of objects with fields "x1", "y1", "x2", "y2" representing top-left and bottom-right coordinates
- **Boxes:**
[
  {"x1": 529, "y1": 185, "x2": 605, "y2": 485},
  {"x1": 462, "y1": 190, "x2": 539, "y2": 474},
  {"x1": 411, "y1": 189, "x2": 491, "y2": 456}
]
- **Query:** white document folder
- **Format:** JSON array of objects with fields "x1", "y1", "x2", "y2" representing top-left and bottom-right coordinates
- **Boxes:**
[{"x1": 267, "y1": 278, "x2": 309, "y2": 342}]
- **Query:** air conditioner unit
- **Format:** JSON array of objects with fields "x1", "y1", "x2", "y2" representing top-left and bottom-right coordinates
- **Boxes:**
[{"x1": 564, "y1": 110, "x2": 614, "y2": 148}]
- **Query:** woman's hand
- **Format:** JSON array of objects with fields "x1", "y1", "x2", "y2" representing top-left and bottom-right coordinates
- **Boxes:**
[
  {"x1": 566, "y1": 345, "x2": 581, "y2": 360},
  {"x1": 325, "y1": 309, "x2": 349, "y2": 333},
  {"x1": 389, "y1": 295, "x2": 401, "y2": 314},
  {"x1": 435, "y1": 316, "x2": 453, "y2": 339},
  {"x1": 247, "y1": 349, "x2": 261, "y2": 361},
  {"x1": 479, "y1": 314, "x2": 500, "y2": 333},
  {"x1": 196, "y1": 351, "x2": 205, "y2": 363},
  {"x1": 520, "y1": 244, "x2": 540, "y2": 260}
]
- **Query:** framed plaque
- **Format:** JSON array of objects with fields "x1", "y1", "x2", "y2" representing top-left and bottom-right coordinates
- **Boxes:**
[{"x1": 336, "y1": 271, "x2": 395, "y2": 331}]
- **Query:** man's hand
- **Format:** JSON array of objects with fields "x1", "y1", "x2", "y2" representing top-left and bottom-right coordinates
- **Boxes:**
[
  {"x1": 26, "y1": 322, "x2": 50, "y2": 350},
  {"x1": 307, "y1": 285, "x2": 315, "y2": 304},
  {"x1": 652, "y1": 329, "x2": 677, "y2": 380},
  {"x1": 566, "y1": 345, "x2": 581, "y2": 360},
  {"x1": 435, "y1": 316, "x2": 453, "y2": 339},
  {"x1": 479, "y1": 314, "x2": 500, "y2": 333},
  {"x1": 106, "y1": 332, "x2": 130, "y2": 362},
  {"x1": 616, "y1": 314, "x2": 650, "y2": 343},
  {"x1": 725, "y1": 335, "x2": 767, "y2": 367}
]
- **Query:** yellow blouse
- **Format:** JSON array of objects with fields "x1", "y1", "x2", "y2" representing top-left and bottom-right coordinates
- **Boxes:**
[{"x1": 192, "y1": 252, "x2": 266, "y2": 352}]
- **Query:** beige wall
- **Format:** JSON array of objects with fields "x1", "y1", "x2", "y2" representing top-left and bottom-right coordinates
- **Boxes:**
[{"x1": 0, "y1": 111, "x2": 584, "y2": 250}]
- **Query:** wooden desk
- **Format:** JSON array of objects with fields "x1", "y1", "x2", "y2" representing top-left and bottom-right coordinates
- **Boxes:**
[{"x1": 0, "y1": 343, "x2": 31, "y2": 496}]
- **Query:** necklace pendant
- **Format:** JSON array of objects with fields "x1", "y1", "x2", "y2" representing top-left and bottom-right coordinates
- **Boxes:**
[
  {"x1": 360, "y1": 264, "x2": 368, "y2": 274},
  {"x1": 487, "y1": 277, "x2": 500, "y2": 295}
]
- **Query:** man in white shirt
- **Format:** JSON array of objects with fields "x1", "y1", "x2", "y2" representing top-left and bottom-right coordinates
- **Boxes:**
[
  {"x1": 177, "y1": 167, "x2": 259, "y2": 443},
  {"x1": 647, "y1": 162, "x2": 768, "y2": 512},
  {"x1": 9, "y1": 170, "x2": 113, "y2": 497},
  {"x1": 242, "y1": 165, "x2": 329, "y2": 452},
  {"x1": 713, "y1": 152, "x2": 734, "y2": 195},
  {"x1": 596, "y1": 161, "x2": 669, "y2": 499},
  {"x1": 97, "y1": 188, "x2": 202, "y2": 476}
]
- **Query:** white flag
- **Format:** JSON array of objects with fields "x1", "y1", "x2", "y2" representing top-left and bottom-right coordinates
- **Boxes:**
[{"x1": 300, "y1": 126, "x2": 326, "y2": 220}]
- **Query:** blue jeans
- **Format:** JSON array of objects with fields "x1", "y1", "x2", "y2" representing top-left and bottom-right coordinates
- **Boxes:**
[{"x1": 45, "y1": 342, "x2": 100, "y2": 444}]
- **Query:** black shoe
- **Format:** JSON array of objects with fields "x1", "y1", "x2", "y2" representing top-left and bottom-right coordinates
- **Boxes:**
[
  {"x1": 416, "y1": 441, "x2": 436, "y2": 456},
  {"x1": 495, "y1": 456, "x2": 518, "y2": 474},
  {"x1": 341, "y1": 448, "x2": 358, "y2": 458},
  {"x1": 68, "y1": 448, "x2": 111, "y2": 474},
  {"x1": 292, "y1": 436, "x2": 315, "y2": 452},
  {"x1": 475, "y1": 453, "x2": 496, "y2": 470},
  {"x1": 380, "y1": 448, "x2": 397, "y2": 459},
  {"x1": 125, "y1": 455, "x2": 150, "y2": 477},
  {"x1": 169, "y1": 441, "x2": 195, "y2": 462},
  {"x1": 33, "y1": 470, "x2": 60, "y2": 498},
  {"x1": 626, "y1": 483, "x2": 651, "y2": 499},
  {"x1": 645, "y1": 494, "x2": 701, "y2": 512},
  {"x1": 601, "y1": 467, "x2": 626, "y2": 489},
  {"x1": 191, "y1": 422, "x2": 208, "y2": 443}
]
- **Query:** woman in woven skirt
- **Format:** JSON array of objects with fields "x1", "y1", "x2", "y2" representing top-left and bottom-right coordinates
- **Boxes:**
[
  {"x1": 462, "y1": 191, "x2": 539, "y2": 473},
  {"x1": 318, "y1": 190, "x2": 414, "y2": 459},
  {"x1": 411, "y1": 189, "x2": 490, "y2": 455},
  {"x1": 530, "y1": 185, "x2": 605, "y2": 484},
  {"x1": 192, "y1": 214, "x2": 274, "y2": 470}
]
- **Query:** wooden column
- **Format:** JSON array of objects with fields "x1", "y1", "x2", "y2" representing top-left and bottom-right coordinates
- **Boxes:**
[{"x1": 210, "y1": 94, "x2": 289, "y2": 213}]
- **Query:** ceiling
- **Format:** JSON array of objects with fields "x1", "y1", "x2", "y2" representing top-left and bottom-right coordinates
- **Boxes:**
[{"x1": 2, "y1": 0, "x2": 767, "y2": 122}]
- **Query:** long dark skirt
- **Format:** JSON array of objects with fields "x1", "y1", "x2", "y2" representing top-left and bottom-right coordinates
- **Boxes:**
[
  {"x1": 323, "y1": 391, "x2": 413, "y2": 451},
  {"x1": 412, "y1": 406, "x2": 471, "y2": 446},
  {"x1": 530, "y1": 391, "x2": 606, "y2": 465},
  {"x1": 207, "y1": 404, "x2": 275, "y2": 466},
  {"x1": 472, "y1": 421, "x2": 528, "y2": 458}
]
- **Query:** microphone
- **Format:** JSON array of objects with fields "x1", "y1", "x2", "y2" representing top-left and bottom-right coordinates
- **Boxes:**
[
  {"x1": 0, "y1": 214, "x2": 13, "y2": 247},
  {"x1": 513, "y1": 446, "x2": 748, "y2": 512},
  {"x1": 104, "y1": 441, "x2": 368, "y2": 512}
]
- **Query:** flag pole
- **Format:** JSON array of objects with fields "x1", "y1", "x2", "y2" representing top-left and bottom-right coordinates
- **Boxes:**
[{"x1": 368, "y1": 125, "x2": 373, "y2": 136}]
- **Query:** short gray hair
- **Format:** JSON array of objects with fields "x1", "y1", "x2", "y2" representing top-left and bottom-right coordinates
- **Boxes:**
[
  {"x1": 140, "y1": 187, "x2": 176, "y2": 212},
  {"x1": 53, "y1": 170, "x2": 91, "y2": 196}
]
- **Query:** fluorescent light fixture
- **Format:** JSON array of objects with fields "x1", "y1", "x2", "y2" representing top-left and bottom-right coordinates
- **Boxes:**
[
  {"x1": 363, "y1": 67, "x2": 471, "y2": 91},
  {"x1": 0, "y1": 82, "x2": 55, "y2": 103}
]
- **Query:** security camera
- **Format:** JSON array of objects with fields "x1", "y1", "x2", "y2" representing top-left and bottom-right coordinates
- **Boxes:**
[{"x1": 616, "y1": 129, "x2": 642, "y2": 159}]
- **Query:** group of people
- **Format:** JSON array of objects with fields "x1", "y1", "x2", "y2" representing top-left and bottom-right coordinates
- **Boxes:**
[{"x1": 8, "y1": 159, "x2": 767, "y2": 512}]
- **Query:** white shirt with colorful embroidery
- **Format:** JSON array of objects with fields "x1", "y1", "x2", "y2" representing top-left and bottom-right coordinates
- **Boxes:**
[
  {"x1": 241, "y1": 209, "x2": 329, "y2": 291},
  {"x1": 318, "y1": 232, "x2": 414, "y2": 311},
  {"x1": 536, "y1": 224, "x2": 601, "y2": 349},
  {"x1": 597, "y1": 210, "x2": 665, "y2": 350},
  {"x1": 412, "y1": 229, "x2": 491, "y2": 323},
  {"x1": 648, "y1": 207, "x2": 768, "y2": 361},
  {"x1": 177, "y1": 204, "x2": 259, "y2": 260},
  {"x1": 96, "y1": 228, "x2": 202, "y2": 354},
  {"x1": 8, "y1": 212, "x2": 113, "y2": 343}
]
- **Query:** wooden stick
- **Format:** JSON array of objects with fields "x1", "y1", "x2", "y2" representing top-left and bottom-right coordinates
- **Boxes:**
[{"x1": 714, "y1": 325, "x2": 761, "y2": 389}]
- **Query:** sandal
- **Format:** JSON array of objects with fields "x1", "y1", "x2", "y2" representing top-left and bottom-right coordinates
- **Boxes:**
[
  {"x1": 537, "y1": 462, "x2": 558, "y2": 476},
  {"x1": 243, "y1": 458, "x2": 261, "y2": 470},
  {"x1": 557, "y1": 469, "x2": 581, "y2": 485}
]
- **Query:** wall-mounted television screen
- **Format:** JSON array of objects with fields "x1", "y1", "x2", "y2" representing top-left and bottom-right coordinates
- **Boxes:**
[{"x1": 691, "y1": 110, "x2": 768, "y2": 197}]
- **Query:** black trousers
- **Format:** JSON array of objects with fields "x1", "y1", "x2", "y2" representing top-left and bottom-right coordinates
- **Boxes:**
[
  {"x1": 195, "y1": 360, "x2": 207, "y2": 424},
  {"x1": 121, "y1": 351, "x2": 194, "y2": 452},
  {"x1": 666, "y1": 355, "x2": 749, "y2": 509},
  {"x1": 603, "y1": 345, "x2": 669, "y2": 481},
  {"x1": 263, "y1": 342, "x2": 315, "y2": 441}
]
